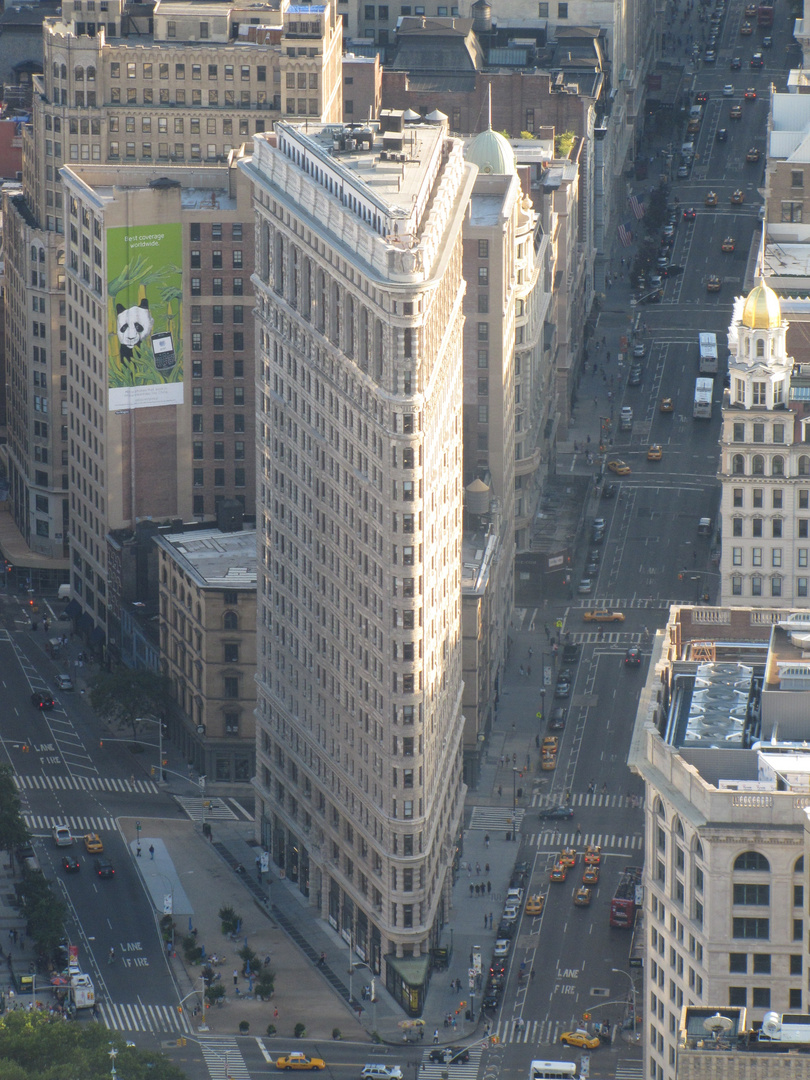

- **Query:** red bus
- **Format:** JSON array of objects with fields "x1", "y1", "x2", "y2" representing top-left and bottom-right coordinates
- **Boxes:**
[
  {"x1": 609, "y1": 866, "x2": 643, "y2": 928},
  {"x1": 758, "y1": 2, "x2": 774, "y2": 25}
]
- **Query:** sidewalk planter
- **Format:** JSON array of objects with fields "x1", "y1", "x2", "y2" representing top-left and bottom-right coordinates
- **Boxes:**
[
  {"x1": 219, "y1": 906, "x2": 240, "y2": 936},
  {"x1": 294, "y1": 1023, "x2": 306, "y2": 1038},
  {"x1": 239, "y1": 1021, "x2": 250, "y2": 1035}
]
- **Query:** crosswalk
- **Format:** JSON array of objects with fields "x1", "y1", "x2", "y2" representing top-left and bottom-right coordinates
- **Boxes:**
[
  {"x1": 200, "y1": 1036, "x2": 250, "y2": 1080},
  {"x1": 615, "y1": 1063, "x2": 644, "y2": 1080},
  {"x1": 14, "y1": 774, "x2": 158, "y2": 794},
  {"x1": 419, "y1": 1046, "x2": 483, "y2": 1079},
  {"x1": 513, "y1": 598, "x2": 670, "y2": 630},
  {"x1": 176, "y1": 796, "x2": 240, "y2": 822},
  {"x1": 468, "y1": 807, "x2": 526, "y2": 832},
  {"x1": 25, "y1": 812, "x2": 115, "y2": 833},
  {"x1": 97, "y1": 1001, "x2": 192, "y2": 1034},
  {"x1": 532, "y1": 793, "x2": 643, "y2": 809},
  {"x1": 528, "y1": 830, "x2": 644, "y2": 850},
  {"x1": 491, "y1": 1017, "x2": 571, "y2": 1045}
]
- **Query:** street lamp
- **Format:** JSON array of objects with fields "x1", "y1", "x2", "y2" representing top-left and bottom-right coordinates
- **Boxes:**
[
  {"x1": 612, "y1": 967, "x2": 637, "y2": 1036},
  {"x1": 134, "y1": 715, "x2": 163, "y2": 781}
]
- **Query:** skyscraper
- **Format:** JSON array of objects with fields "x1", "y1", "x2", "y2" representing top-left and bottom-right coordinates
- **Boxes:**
[{"x1": 243, "y1": 116, "x2": 475, "y2": 1010}]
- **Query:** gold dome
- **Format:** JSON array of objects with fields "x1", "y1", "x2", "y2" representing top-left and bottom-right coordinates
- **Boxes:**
[{"x1": 741, "y1": 278, "x2": 782, "y2": 331}]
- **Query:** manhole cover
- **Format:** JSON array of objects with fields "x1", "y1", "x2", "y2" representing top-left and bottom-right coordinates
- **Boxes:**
[{"x1": 591, "y1": 987, "x2": 611, "y2": 997}]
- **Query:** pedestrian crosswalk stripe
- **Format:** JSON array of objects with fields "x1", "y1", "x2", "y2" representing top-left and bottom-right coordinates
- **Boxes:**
[
  {"x1": 468, "y1": 806, "x2": 525, "y2": 832},
  {"x1": 419, "y1": 1047, "x2": 483, "y2": 1078},
  {"x1": 528, "y1": 831, "x2": 644, "y2": 850},
  {"x1": 14, "y1": 774, "x2": 158, "y2": 794},
  {"x1": 200, "y1": 1037, "x2": 251, "y2": 1080},
  {"x1": 175, "y1": 795, "x2": 240, "y2": 822},
  {"x1": 532, "y1": 793, "x2": 642, "y2": 809},
  {"x1": 614, "y1": 1062, "x2": 645, "y2": 1079},
  {"x1": 98, "y1": 1001, "x2": 191, "y2": 1034},
  {"x1": 24, "y1": 813, "x2": 115, "y2": 833},
  {"x1": 492, "y1": 1018, "x2": 566, "y2": 1044}
]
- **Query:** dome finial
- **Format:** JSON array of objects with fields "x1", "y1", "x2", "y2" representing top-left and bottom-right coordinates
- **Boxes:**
[{"x1": 740, "y1": 277, "x2": 781, "y2": 331}]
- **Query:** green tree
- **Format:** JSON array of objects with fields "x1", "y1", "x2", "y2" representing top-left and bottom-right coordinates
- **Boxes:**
[
  {"x1": 0, "y1": 766, "x2": 31, "y2": 875},
  {"x1": 0, "y1": 1011, "x2": 186, "y2": 1079},
  {"x1": 89, "y1": 669, "x2": 170, "y2": 747}
]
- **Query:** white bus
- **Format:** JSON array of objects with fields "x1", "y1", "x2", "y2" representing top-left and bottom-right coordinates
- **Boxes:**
[
  {"x1": 529, "y1": 1063, "x2": 578, "y2": 1080},
  {"x1": 698, "y1": 332, "x2": 718, "y2": 374},
  {"x1": 693, "y1": 377, "x2": 713, "y2": 419}
]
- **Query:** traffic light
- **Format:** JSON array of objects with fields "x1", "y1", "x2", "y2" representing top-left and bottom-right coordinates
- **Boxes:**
[
  {"x1": 99, "y1": 740, "x2": 103, "y2": 748},
  {"x1": 678, "y1": 573, "x2": 683, "y2": 580}
]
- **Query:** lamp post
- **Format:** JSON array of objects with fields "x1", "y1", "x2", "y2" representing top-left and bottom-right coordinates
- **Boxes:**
[
  {"x1": 612, "y1": 967, "x2": 637, "y2": 1036},
  {"x1": 199, "y1": 775, "x2": 207, "y2": 833}
]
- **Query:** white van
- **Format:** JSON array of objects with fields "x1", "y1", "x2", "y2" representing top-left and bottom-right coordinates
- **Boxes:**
[{"x1": 58, "y1": 584, "x2": 71, "y2": 601}]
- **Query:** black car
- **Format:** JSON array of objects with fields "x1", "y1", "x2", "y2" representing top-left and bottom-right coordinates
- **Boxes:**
[
  {"x1": 562, "y1": 642, "x2": 580, "y2": 663},
  {"x1": 602, "y1": 482, "x2": 617, "y2": 500},
  {"x1": 428, "y1": 1050, "x2": 447, "y2": 1063},
  {"x1": 447, "y1": 1049, "x2": 470, "y2": 1065},
  {"x1": 590, "y1": 530, "x2": 605, "y2": 545},
  {"x1": 482, "y1": 993, "x2": 501, "y2": 1010},
  {"x1": 62, "y1": 855, "x2": 81, "y2": 873},
  {"x1": 716, "y1": 128, "x2": 729, "y2": 143},
  {"x1": 751, "y1": 52, "x2": 763, "y2": 67},
  {"x1": 549, "y1": 707, "x2": 567, "y2": 731},
  {"x1": 513, "y1": 861, "x2": 531, "y2": 878},
  {"x1": 496, "y1": 919, "x2": 516, "y2": 938},
  {"x1": 624, "y1": 646, "x2": 643, "y2": 667},
  {"x1": 31, "y1": 691, "x2": 55, "y2": 709},
  {"x1": 94, "y1": 857, "x2": 115, "y2": 879},
  {"x1": 730, "y1": 55, "x2": 742, "y2": 69},
  {"x1": 538, "y1": 805, "x2": 575, "y2": 820},
  {"x1": 585, "y1": 560, "x2": 599, "y2": 576}
]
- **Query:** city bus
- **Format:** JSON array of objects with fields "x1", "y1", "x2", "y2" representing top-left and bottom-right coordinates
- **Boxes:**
[
  {"x1": 693, "y1": 378, "x2": 713, "y2": 419},
  {"x1": 530, "y1": 1063, "x2": 578, "y2": 1080}
]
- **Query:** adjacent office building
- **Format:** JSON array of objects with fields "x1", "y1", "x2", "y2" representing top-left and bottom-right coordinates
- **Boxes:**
[{"x1": 243, "y1": 115, "x2": 474, "y2": 1012}]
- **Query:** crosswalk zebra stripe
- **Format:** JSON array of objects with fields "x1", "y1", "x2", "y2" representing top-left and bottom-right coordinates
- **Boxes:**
[
  {"x1": 532, "y1": 793, "x2": 643, "y2": 809},
  {"x1": 24, "y1": 814, "x2": 115, "y2": 832},
  {"x1": 614, "y1": 1063, "x2": 645, "y2": 1079},
  {"x1": 175, "y1": 796, "x2": 240, "y2": 822},
  {"x1": 200, "y1": 1037, "x2": 251, "y2": 1080},
  {"x1": 13, "y1": 774, "x2": 158, "y2": 794},
  {"x1": 418, "y1": 1048, "x2": 483, "y2": 1079},
  {"x1": 528, "y1": 831, "x2": 644, "y2": 849},
  {"x1": 468, "y1": 807, "x2": 525, "y2": 831},
  {"x1": 98, "y1": 1001, "x2": 191, "y2": 1034}
]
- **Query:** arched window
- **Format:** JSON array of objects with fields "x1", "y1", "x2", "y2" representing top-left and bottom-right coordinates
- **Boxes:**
[
  {"x1": 772, "y1": 455, "x2": 784, "y2": 476},
  {"x1": 752, "y1": 455, "x2": 764, "y2": 475},
  {"x1": 693, "y1": 838, "x2": 704, "y2": 860},
  {"x1": 30, "y1": 244, "x2": 38, "y2": 262},
  {"x1": 734, "y1": 851, "x2": 769, "y2": 871},
  {"x1": 732, "y1": 454, "x2": 745, "y2": 475},
  {"x1": 75, "y1": 66, "x2": 84, "y2": 81},
  {"x1": 87, "y1": 66, "x2": 96, "y2": 81},
  {"x1": 799, "y1": 456, "x2": 810, "y2": 477},
  {"x1": 223, "y1": 611, "x2": 238, "y2": 630},
  {"x1": 53, "y1": 62, "x2": 59, "y2": 80},
  {"x1": 756, "y1": 339, "x2": 765, "y2": 357},
  {"x1": 796, "y1": 856, "x2": 805, "y2": 874},
  {"x1": 61, "y1": 64, "x2": 67, "y2": 79},
  {"x1": 654, "y1": 797, "x2": 665, "y2": 819},
  {"x1": 674, "y1": 818, "x2": 684, "y2": 838}
]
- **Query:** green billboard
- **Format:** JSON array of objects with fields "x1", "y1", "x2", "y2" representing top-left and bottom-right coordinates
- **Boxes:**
[{"x1": 106, "y1": 223, "x2": 183, "y2": 410}]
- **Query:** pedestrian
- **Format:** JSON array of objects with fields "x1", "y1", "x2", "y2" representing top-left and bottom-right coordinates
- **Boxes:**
[
  {"x1": 484, "y1": 913, "x2": 488, "y2": 928},
  {"x1": 484, "y1": 833, "x2": 490, "y2": 848},
  {"x1": 485, "y1": 863, "x2": 489, "y2": 873},
  {"x1": 535, "y1": 734, "x2": 540, "y2": 749},
  {"x1": 497, "y1": 785, "x2": 502, "y2": 797},
  {"x1": 544, "y1": 624, "x2": 550, "y2": 640},
  {"x1": 475, "y1": 862, "x2": 481, "y2": 874},
  {"x1": 136, "y1": 844, "x2": 141, "y2": 858},
  {"x1": 487, "y1": 880, "x2": 491, "y2": 894},
  {"x1": 469, "y1": 884, "x2": 474, "y2": 897},
  {"x1": 576, "y1": 823, "x2": 582, "y2": 837},
  {"x1": 527, "y1": 665, "x2": 531, "y2": 677},
  {"x1": 528, "y1": 647, "x2": 533, "y2": 659},
  {"x1": 519, "y1": 665, "x2": 524, "y2": 677},
  {"x1": 274, "y1": 1006, "x2": 279, "y2": 1019},
  {"x1": 433, "y1": 1029, "x2": 439, "y2": 1044},
  {"x1": 149, "y1": 844, "x2": 155, "y2": 860},
  {"x1": 233, "y1": 970, "x2": 238, "y2": 987},
  {"x1": 489, "y1": 912, "x2": 493, "y2": 928}
]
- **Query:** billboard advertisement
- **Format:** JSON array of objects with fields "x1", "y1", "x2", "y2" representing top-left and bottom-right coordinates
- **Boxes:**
[{"x1": 107, "y1": 224, "x2": 183, "y2": 410}]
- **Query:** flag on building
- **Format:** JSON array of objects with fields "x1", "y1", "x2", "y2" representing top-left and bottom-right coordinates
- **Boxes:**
[
  {"x1": 618, "y1": 222, "x2": 633, "y2": 247},
  {"x1": 630, "y1": 195, "x2": 646, "y2": 220}
]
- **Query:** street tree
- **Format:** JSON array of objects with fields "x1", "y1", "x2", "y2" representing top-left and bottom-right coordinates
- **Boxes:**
[
  {"x1": 0, "y1": 1010, "x2": 186, "y2": 1079},
  {"x1": 89, "y1": 668, "x2": 170, "y2": 747}
]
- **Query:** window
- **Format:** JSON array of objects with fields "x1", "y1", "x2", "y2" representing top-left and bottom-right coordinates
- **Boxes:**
[
  {"x1": 753, "y1": 987, "x2": 771, "y2": 1009},
  {"x1": 753, "y1": 422, "x2": 764, "y2": 443},
  {"x1": 732, "y1": 517, "x2": 743, "y2": 537},
  {"x1": 558, "y1": 1, "x2": 568, "y2": 14},
  {"x1": 733, "y1": 883, "x2": 769, "y2": 905},
  {"x1": 753, "y1": 518, "x2": 763, "y2": 537},
  {"x1": 773, "y1": 519, "x2": 782, "y2": 538},
  {"x1": 734, "y1": 851, "x2": 769, "y2": 871},
  {"x1": 732, "y1": 422, "x2": 745, "y2": 442},
  {"x1": 478, "y1": 239, "x2": 489, "y2": 259},
  {"x1": 729, "y1": 953, "x2": 747, "y2": 973},
  {"x1": 732, "y1": 454, "x2": 744, "y2": 475},
  {"x1": 753, "y1": 382, "x2": 767, "y2": 406},
  {"x1": 773, "y1": 489, "x2": 783, "y2": 509},
  {"x1": 732, "y1": 918, "x2": 769, "y2": 939},
  {"x1": 538, "y1": 0, "x2": 549, "y2": 10},
  {"x1": 732, "y1": 547, "x2": 742, "y2": 566},
  {"x1": 728, "y1": 987, "x2": 747, "y2": 1007},
  {"x1": 792, "y1": 169, "x2": 804, "y2": 188},
  {"x1": 224, "y1": 643, "x2": 239, "y2": 663},
  {"x1": 733, "y1": 488, "x2": 743, "y2": 507},
  {"x1": 791, "y1": 955, "x2": 803, "y2": 976},
  {"x1": 732, "y1": 575, "x2": 742, "y2": 596}
]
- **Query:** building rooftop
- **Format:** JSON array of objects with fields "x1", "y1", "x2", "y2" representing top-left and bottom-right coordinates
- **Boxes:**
[{"x1": 155, "y1": 529, "x2": 257, "y2": 590}]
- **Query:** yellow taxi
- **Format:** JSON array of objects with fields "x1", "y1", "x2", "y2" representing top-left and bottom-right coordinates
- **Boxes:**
[
  {"x1": 721, "y1": 237, "x2": 735, "y2": 252},
  {"x1": 704, "y1": 191, "x2": 718, "y2": 207},
  {"x1": 730, "y1": 189, "x2": 744, "y2": 205},
  {"x1": 559, "y1": 847, "x2": 577, "y2": 867},
  {"x1": 660, "y1": 397, "x2": 674, "y2": 413},
  {"x1": 607, "y1": 459, "x2": 631, "y2": 475},
  {"x1": 275, "y1": 1054, "x2": 326, "y2": 1071},
  {"x1": 541, "y1": 753, "x2": 557, "y2": 772},
  {"x1": 561, "y1": 1030, "x2": 600, "y2": 1050},
  {"x1": 525, "y1": 894, "x2": 545, "y2": 916},
  {"x1": 573, "y1": 886, "x2": 592, "y2": 907},
  {"x1": 746, "y1": 147, "x2": 761, "y2": 163},
  {"x1": 583, "y1": 609, "x2": 625, "y2": 623},
  {"x1": 84, "y1": 833, "x2": 104, "y2": 854},
  {"x1": 584, "y1": 844, "x2": 602, "y2": 865},
  {"x1": 647, "y1": 444, "x2": 663, "y2": 461},
  {"x1": 549, "y1": 862, "x2": 567, "y2": 882},
  {"x1": 707, "y1": 275, "x2": 721, "y2": 292},
  {"x1": 541, "y1": 736, "x2": 559, "y2": 754},
  {"x1": 583, "y1": 866, "x2": 600, "y2": 885}
]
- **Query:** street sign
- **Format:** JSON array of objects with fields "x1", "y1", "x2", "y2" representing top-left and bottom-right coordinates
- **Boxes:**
[
  {"x1": 260, "y1": 852, "x2": 269, "y2": 873},
  {"x1": 163, "y1": 893, "x2": 173, "y2": 915},
  {"x1": 543, "y1": 666, "x2": 552, "y2": 687}
]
